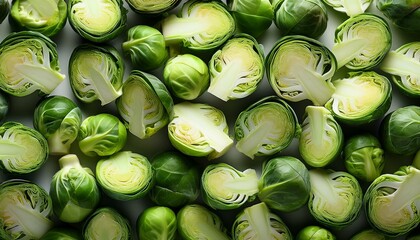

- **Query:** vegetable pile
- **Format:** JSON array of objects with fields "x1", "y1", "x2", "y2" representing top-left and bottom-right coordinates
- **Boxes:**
[{"x1": 0, "y1": 0, "x2": 419, "y2": 239}]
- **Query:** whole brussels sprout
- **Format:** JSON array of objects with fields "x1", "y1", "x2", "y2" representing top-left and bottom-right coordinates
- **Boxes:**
[
  {"x1": 136, "y1": 206, "x2": 177, "y2": 240},
  {"x1": 40, "y1": 227, "x2": 82, "y2": 240},
  {"x1": 296, "y1": 225, "x2": 336, "y2": 240}
]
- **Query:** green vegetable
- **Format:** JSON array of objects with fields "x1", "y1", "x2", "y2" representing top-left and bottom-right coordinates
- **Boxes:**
[
  {"x1": 376, "y1": 0, "x2": 420, "y2": 32},
  {"x1": 167, "y1": 101, "x2": 233, "y2": 160},
  {"x1": 78, "y1": 113, "x2": 127, "y2": 157},
  {"x1": 321, "y1": 0, "x2": 372, "y2": 16},
  {"x1": 163, "y1": 53, "x2": 210, "y2": 100},
  {"x1": 201, "y1": 163, "x2": 259, "y2": 210},
  {"x1": 49, "y1": 154, "x2": 101, "y2": 223},
  {"x1": 149, "y1": 150, "x2": 200, "y2": 208},
  {"x1": 296, "y1": 225, "x2": 336, "y2": 240},
  {"x1": 266, "y1": 35, "x2": 337, "y2": 105},
  {"x1": 40, "y1": 227, "x2": 82, "y2": 240},
  {"x1": 0, "y1": 91, "x2": 8, "y2": 122},
  {"x1": 232, "y1": 202, "x2": 293, "y2": 240},
  {"x1": 33, "y1": 95, "x2": 82, "y2": 155},
  {"x1": 0, "y1": 121, "x2": 48, "y2": 174},
  {"x1": 207, "y1": 33, "x2": 265, "y2": 101},
  {"x1": 136, "y1": 206, "x2": 177, "y2": 240},
  {"x1": 0, "y1": 179, "x2": 54, "y2": 240},
  {"x1": 116, "y1": 70, "x2": 173, "y2": 139},
  {"x1": 258, "y1": 156, "x2": 311, "y2": 212},
  {"x1": 96, "y1": 151, "x2": 154, "y2": 201},
  {"x1": 308, "y1": 169, "x2": 363, "y2": 229},
  {"x1": 234, "y1": 96, "x2": 300, "y2": 159},
  {"x1": 0, "y1": 31, "x2": 65, "y2": 97},
  {"x1": 350, "y1": 229, "x2": 389, "y2": 240},
  {"x1": 68, "y1": 0, "x2": 127, "y2": 42},
  {"x1": 69, "y1": 43, "x2": 124, "y2": 105},
  {"x1": 161, "y1": 0, "x2": 236, "y2": 51},
  {"x1": 125, "y1": 0, "x2": 181, "y2": 14},
  {"x1": 0, "y1": 0, "x2": 9, "y2": 23},
  {"x1": 9, "y1": 0, "x2": 67, "y2": 37},
  {"x1": 83, "y1": 207, "x2": 131, "y2": 240}
]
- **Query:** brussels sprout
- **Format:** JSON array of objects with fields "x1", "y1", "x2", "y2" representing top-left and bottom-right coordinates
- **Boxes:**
[
  {"x1": 161, "y1": 0, "x2": 236, "y2": 51},
  {"x1": 149, "y1": 151, "x2": 200, "y2": 208},
  {"x1": 0, "y1": 179, "x2": 54, "y2": 240},
  {"x1": 266, "y1": 35, "x2": 337, "y2": 105},
  {"x1": 163, "y1": 53, "x2": 210, "y2": 100},
  {"x1": 364, "y1": 166, "x2": 420, "y2": 236},
  {"x1": 379, "y1": 41, "x2": 420, "y2": 98},
  {"x1": 332, "y1": 13, "x2": 392, "y2": 70},
  {"x1": 69, "y1": 43, "x2": 124, "y2": 105},
  {"x1": 299, "y1": 106, "x2": 343, "y2": 167},
  {"x1": 122, "y1": 25, "x2": 168, "y2": 71},
  {"x1": 273, "y1": 0, "x2": 328, "y2": 39},
  {"x1": 167, "y1": 101, "x2": 233, "y2": 160},
  {"x1": 0, "y1": 91, "x2": 8, "y2": 122},
  {"x1": 344, "y1": 134, "x2": 385, "y2": 182},
  {"x1": 116, "y1": 70, "x2": 173, "y2": 139},
  {"x1": 136, "y1": 206, "x2": 177, "y2": 240},
  {"x1": 227, "y1": 0, "x2": 273, "y2": 38},
  {"x1": 33, "y1": 95, "x2": 82, "y2": 155},
  {"x1": 125, "y1": 0, "x2": 181, "y2": 14},
  {"x1": 350, "y1": 229, "x2": 389, "y2": 240},
  {"x1": 9, "y1": 0, "x2": 67, "y2": 37},
  {"x1": 380, "y1": 105, "x2": 420, "y2": 156},
  {"x1": 376, "y1": 0, "x2": 420, "y2": 32},
  {"x1": 177, "y1": 204, "x2": 230, "y2": 240},
  {"x1": 321, "y1": 0, "x2": 372, "y2": 16},
  {"x1": 308, "y1": 169, "x2": 363, "y2": 229},
  {"x1": 50, "y1": 154, "x2": 101, "y2": 223},
  {"x1": 207, "y1": 33, "x2": 265, "y2": 101},
  {"x1": 296, "y1": 225, "x2": 336, "y2": 240},
  {"x1": 68, "y1": 0, "x2": 127, "y2": 42},
  {"x1": 232, "y1": 202, "x2": 293, "y2": 240},
  {"x1": 40, "y1": 227, "x2": 82, "y2": 240},
  {"x1": 78, "y1": 113, "x2": 127, "y2": 157},
  {"x1": 0, "y1": 0, "x2": 9, "y2": 23},
  {"x1": 0, "y1": 31, "x2": 65, "y2": 97},
  {"x1": 0, "y1": 121, "x2": 48, "y2": 174},
  {"x1": 258, "y1": 156, "x2": 311, "y2": 212},
  {"x1": 83, "y1": 207, "x2": 132, "y2": 240},
  {"x1": 325, "y1": 71, "x2": 392, "y2": 126},
  {"x1": 234, "y1": 96, "x2": 300, "y2": 159},
  {"x1": 96, "y1": 151, "x2": 154, "y2": 201},
  {"x1": 201, "y1": 163, "x2": 259, "y2": 210}
]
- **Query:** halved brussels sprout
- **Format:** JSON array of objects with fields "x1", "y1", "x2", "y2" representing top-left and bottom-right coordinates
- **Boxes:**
[
  {"x1": 0, "y1": 121, "x2": 48, "y2": 174},
  {"x1": 325, "y1": 71, "x2": 392, "y2": 126},
  {"x1": 161, "y1": 0, "x2": 236, "y2": 51},
  {"x1": 83, "y1": 207, "x2": 132, "y2": 240},
  {"x1": 273, "y1": 0, "x2": 328, "y2": 38},
  {"x1": 232, "y1": 202, "x2": 293, "y2": 240},
  {"x1": 177, "y1": 204, "x2": 230, "y2": 240},
  {"x1": 68, "y1": 0, "x2": 127, "y2": 42},
  {"x1": 0, "y1": 31, "x2": 65, "y2": 97},
  {"x1": 376, "y1": 0, "x2": 420, "y2": 32},
  {"x1": 125, "y1": 0, "x2": 181, "y2": 15},
  {"x1": 321, "y1": 0, "x2": 372, "y2": 16},
  {"x1": 69, "y1": 43, "x2": 124, "y2": 105},
  {"x1": 234, "y1": 96, "x2": 300, "y2": 159},
  {"x1": 136, "y1": 206, "x2": 177, "y2": 240},
  {"x1": 227, "y1": 0, "x2": 273, "y2": 38},
  {"x1": 163, "y1": 53, "x2": 210, "y2": 100},
  {"x1": 116, "y1": 70, "x2": 173, "y2": 139},
  {"x1": 40, "y1": 227, "x2": 82, "y2": 240},
  {"x1": 266, "y1": 35, "x2": 337, "y2": 105},
  {"x1": 258, "y1": 156, "x2": 311, "y2": 212},
  {"x1": 308, "y1": 169, "x2": 363, "y2": 229},
  {"x1": 379, "y1": 41, "x2": 420, "y2": 98},
  {"x1": 344, "y1": 133, "x2": 385, "y2": 182},
  {"x1": 96, "y1": 151, "x2": 154, "y2": 201},
  {"x1": 78, "y1": 113, "x2": 127, "y2": 157},
  {"x1": 167, "y1": 101, "x2": 233, "y2": 160},
  {"x1": 33, "y1": 95, "x2": 82, "y2": 155},
  {"x1": 208, "y1": 33, "x2": 265, "y2": 101},
  {"x1": 150, "y1": 151, "x2": 200, "y2": 207},
  {"x1": 0, "y1": 179, "x2": 54, "y2": 240},
  {"x1": 201, "y1": 163, "x2": 259, "y2": 210},
  {"x1": 299, "y1": 106, "x2": 343, "y2": 167},
  {"x1": 364, "y1": 166, "x2": 420, "y2": 237},
  {"x1": 350, "y1": 229, "x2": 388, "y2": 240},
  {"x1": 380, "y1": 105, "x2": 420, "y2": 156},
  {"x1": 0, "y1": 0, "x2": 9, "y2": 23},
  {"x1": 50, "y1": 154, "x2": 101, "y2": 223},
  {"x1": 332, "y1": 13, "x2": 392, "y2": 70},
  {"x1": 9, "y1": 0, "x2": 67, "y2": 37}
]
